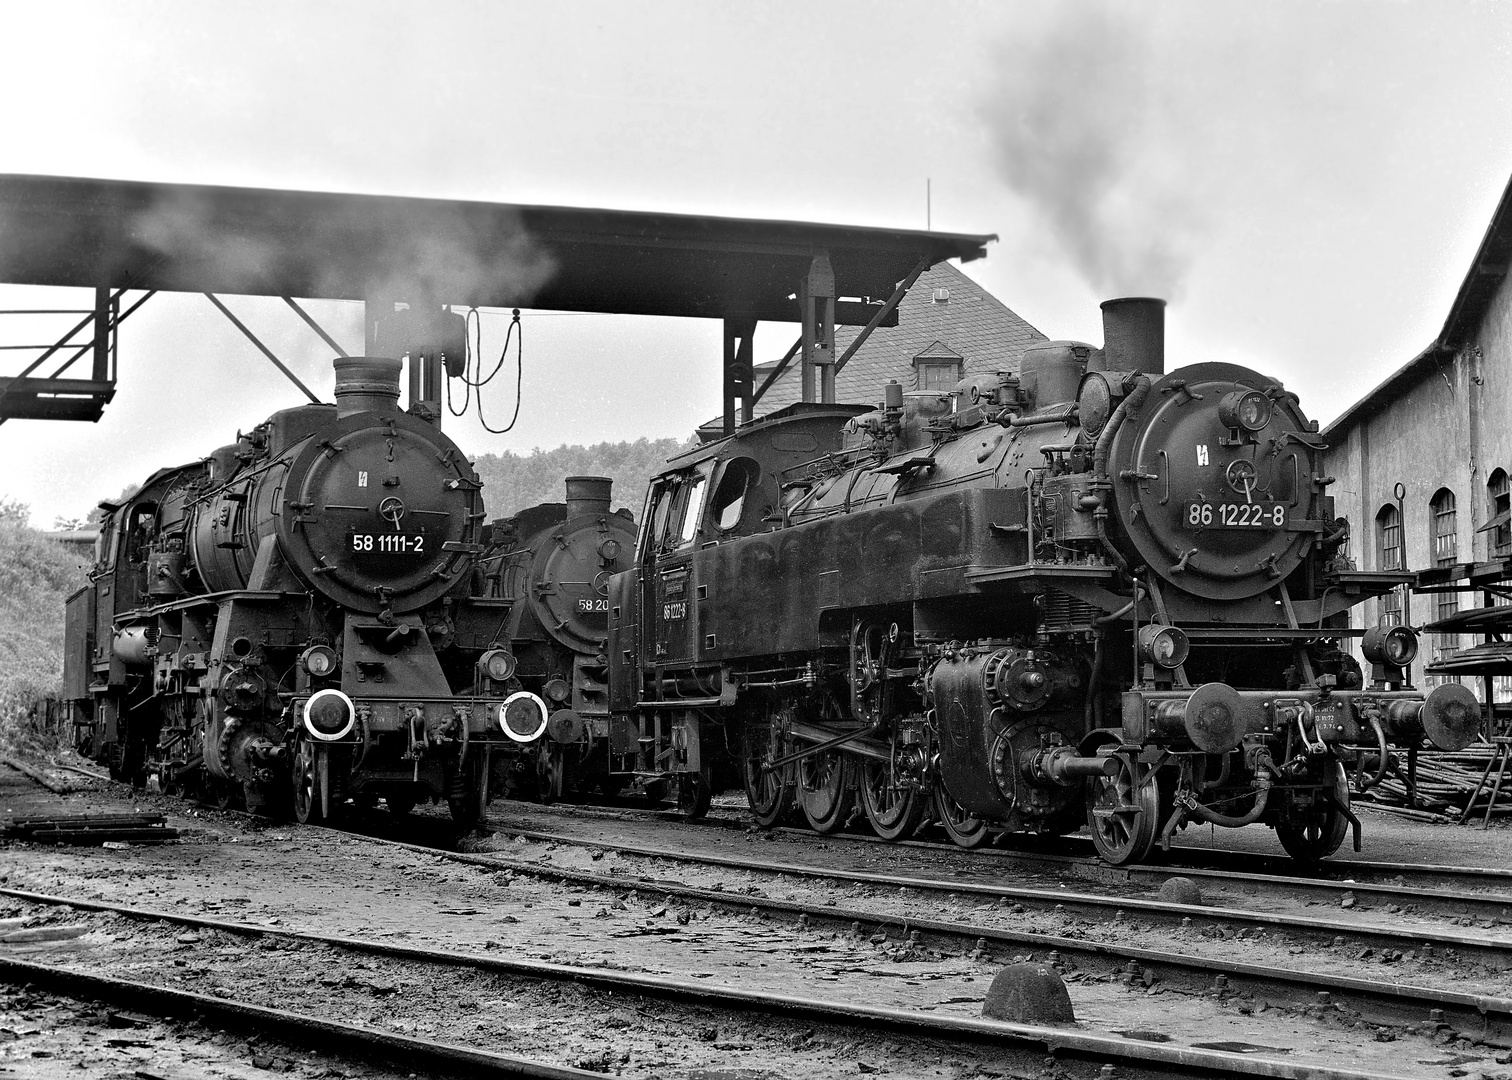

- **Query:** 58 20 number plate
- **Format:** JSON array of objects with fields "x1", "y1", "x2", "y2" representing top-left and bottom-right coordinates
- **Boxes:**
[{"x1": 1186, "y1": 502, "x2": 1286, "y2": 529}]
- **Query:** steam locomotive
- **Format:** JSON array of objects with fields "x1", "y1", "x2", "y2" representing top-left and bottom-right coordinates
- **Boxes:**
[
  {"x1": 607, "y1": 298, "x2": 1482, "y2": 864},
  {"x1": 62, "y1": 321, "x2": 633, "y2": 826}
]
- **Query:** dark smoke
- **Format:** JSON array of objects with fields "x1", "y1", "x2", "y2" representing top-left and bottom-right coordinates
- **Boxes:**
[{"x1": 980, "y1": 6, "x2": 1204, "y2": 299}]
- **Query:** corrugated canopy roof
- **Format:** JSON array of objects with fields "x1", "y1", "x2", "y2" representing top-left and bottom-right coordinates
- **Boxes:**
[{"x1": 0, "y1": 174, "x2": 994, "y2": 325}]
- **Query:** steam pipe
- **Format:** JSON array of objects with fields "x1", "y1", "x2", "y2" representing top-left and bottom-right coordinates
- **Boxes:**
[
  {"x1": 1180, "y1": 772, "x2": 1273, "y2": 828},
  {"x1": 1356, "y1": 711, "x2": 1391, "y2": 791}
]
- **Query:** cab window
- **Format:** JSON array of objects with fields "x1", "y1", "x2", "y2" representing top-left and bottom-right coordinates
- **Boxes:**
[
  {"x1": 710, "y1": 457, "x2": 761, "y2": 532},
  {"x1": 677, "y1": 464, "x2": 712, "y2": 546},
  {"x1": 645, "y1": 477, "x2": 680, "y2": 557}
]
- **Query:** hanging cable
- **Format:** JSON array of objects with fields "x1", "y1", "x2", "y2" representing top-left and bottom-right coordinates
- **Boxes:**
[{"x1": 446, "y1": 308, "x2": 524, "y2": 434}]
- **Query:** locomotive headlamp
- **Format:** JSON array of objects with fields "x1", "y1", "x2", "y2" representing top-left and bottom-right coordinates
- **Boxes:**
[
  {"x1": 480, "y1": 648, "x2": 517, "y2": 682},
  {"x1": 303, "y1": 688, "x2": 357, "y2": 742},
  {"x1": 1362, "y1": 625, "x2": 1419, "y2": 667},
  {"x1": 500, "y1": 691, "x2": 550, "y2": 743},
  {"x1": 300, "y1": 644, "x2": 338, "y2": 678},
  {"x1": 1076, "y1": 372, "x2": 1115, "y2": 437},
  {"x1": 1218, "y1": 390, "x2": 1273, "y2": 433},
  {"x1": 1137, "y1": 624, "x2": 1190, "y2": 670}
]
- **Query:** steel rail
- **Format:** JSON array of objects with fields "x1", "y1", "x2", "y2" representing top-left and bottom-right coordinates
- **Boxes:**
[
  {"x1": 0, "y1": 955, "x2": 601, "y2": 1080},
  {"x1": 499, "y1": 797, "x2": 1512, "y2": 894},
  {"x1": 467, "y1": 824, "x2": 1512, "y2": 969},
  {"x1": 493, "y1": 818, "x2": 1512, "y2": 926},
  {"x1": 47, "y1": 759, "x2": 1512, "y2": 913},
  {"x1": 0, "y1": 889, "x2": 1427, "y2": 1080}
]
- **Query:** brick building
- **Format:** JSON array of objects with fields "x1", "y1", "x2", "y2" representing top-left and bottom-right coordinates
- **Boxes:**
[
  {"x1": 1322, "y1": 171, "x2": 1512, "y2": 690},
  {"x1": 749, "y1": 261, "x2": 1046, "y2": 416}
]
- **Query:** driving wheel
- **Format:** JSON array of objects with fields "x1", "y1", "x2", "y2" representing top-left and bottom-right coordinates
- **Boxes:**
[
  {"x1": 934, "y1": 784, "x2": 991, "y2": 848},
  {"x1": 798, "y1": 749, "x2": 854, "y2": 833},
  {"x1": 859, "y1": 757, "x2": 925, "y2": 841}
]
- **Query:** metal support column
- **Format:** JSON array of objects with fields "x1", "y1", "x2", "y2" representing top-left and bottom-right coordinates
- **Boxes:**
[
  {"x1": 91, "y1": 287, "x2": 112, "y2": 382},
  {"x1": 722, "y1": 317, "x2": 756, "y2": 436},
  {"x1": 797, "y1": 253, "x2": 836, "y2": 404}
]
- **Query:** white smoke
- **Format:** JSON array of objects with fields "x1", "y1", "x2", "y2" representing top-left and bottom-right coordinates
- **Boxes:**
[{"x1": 129, "y1": 185, "x2": 557, "y2": 310}]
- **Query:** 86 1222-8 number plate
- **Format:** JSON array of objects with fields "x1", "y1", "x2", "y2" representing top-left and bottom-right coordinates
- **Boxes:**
[{"x1": 1185, "y1": 502, "x2": 1287, "y2": 529}]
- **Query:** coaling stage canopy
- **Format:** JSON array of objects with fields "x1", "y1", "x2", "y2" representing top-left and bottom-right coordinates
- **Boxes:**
[{"x1": 0, "y1": 174, "x2": 994, "y2": 431}]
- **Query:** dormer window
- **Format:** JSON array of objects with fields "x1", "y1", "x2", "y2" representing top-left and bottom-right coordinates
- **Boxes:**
[{"x1": 912, "y1": 339, "x2": 963, "y2": 392}]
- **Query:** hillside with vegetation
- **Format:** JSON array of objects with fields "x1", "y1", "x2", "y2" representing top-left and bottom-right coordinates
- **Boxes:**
[
  {"x1": 0, "y1": 499, "x2": 92, "y2": 730},
  {"x1": 472, "y1": 436, "x2": 693, "y2": 520}
]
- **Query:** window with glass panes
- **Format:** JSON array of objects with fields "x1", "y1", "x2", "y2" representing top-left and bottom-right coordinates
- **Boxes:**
[
  {"x1": 1431, "y1": 488, "x2": 1460, "y2": 663},
  {"x1": 1377, "y1": 504, "x2": 1403, "y2": 625},
  {"x1": 1491, "y1": 470, "x2": 1511, "y2": 556}
]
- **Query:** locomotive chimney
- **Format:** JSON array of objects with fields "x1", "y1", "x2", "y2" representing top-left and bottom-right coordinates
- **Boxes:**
[
  {"x1": 565, "y1": 476, "x2": 613, "y2": 519},
  {"x1": 1100, "y1": 297, "x2": 1166, "y2": 377},
  {"x1": 333, "y1": 356, "x2": 403, "y2": 418}
]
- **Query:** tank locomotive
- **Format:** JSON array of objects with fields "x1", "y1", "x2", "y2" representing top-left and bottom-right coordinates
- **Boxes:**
[{"x1": 608, "y1": 298, "x2": 1482, "y2": 864}]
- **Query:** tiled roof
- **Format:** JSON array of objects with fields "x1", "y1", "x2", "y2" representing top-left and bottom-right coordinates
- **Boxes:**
[{"x1": 752, "y1": 262, "x2": 1046, "y2": 414}]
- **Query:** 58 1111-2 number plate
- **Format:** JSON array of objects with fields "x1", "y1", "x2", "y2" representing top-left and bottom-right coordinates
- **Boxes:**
[
  {"x1": 351, "y1": 532, "x2": 427, "y2": 555},
  {"x1": 1185, "y1": 502, "x2": 1287, "y2": 529}
]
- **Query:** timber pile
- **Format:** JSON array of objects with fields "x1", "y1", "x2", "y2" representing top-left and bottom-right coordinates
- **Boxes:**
[
  {"x1": 2, "y1": 813, "x2": 178, "y2": 845},
  {"x1": 1359, "y1": 743, "x2": 1512, "y2": 822}
]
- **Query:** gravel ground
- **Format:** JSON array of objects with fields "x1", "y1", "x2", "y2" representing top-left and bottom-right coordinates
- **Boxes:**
[{"x1": 6, "y1": 759, "x2": 1512, "y2": 1080}]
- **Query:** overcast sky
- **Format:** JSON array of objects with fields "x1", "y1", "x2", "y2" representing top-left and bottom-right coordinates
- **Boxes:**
[{"x1": 3, "y1": 1, "x2": 1511, "y2": 527}]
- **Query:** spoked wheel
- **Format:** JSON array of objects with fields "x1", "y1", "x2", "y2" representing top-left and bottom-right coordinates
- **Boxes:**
[
  {"x1": 798, "y1": 749, "x2": 854, "y2": 833},
  {"x1": 933, "y1": 784, "x2": 991, "y2": 848},
  {"x1": 859, "y1": 758, "x2": 925, "y2": 841},
  {"x1": 1277, "y1": 763, "x2": 1350, "y2": 865},
  {"x1": 292, "y1": 737, "x2": 323, "y2": 825},
  {"x1": 1086, "y1": 754, "x2": 1160, "y2": 866},
  {"x1": 678, "y1": 765, "x2": 714, "y2": 821},
  {"x1": 742, "y1": 722, "x2": 795, "y2": 828}
]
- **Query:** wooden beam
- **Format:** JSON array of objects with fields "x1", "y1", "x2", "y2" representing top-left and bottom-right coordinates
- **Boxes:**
[{"x1": 833, "y1": 254, "x2": 930, "y2": 376}]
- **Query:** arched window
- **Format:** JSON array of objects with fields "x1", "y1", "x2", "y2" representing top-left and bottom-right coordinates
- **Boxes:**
[
  {"x1": 1490, "y1": 469, "x2": 1511, "y2": 556},
  {"x1": 1376, "y1": 503, "x2": 1403, "y2": 625}
]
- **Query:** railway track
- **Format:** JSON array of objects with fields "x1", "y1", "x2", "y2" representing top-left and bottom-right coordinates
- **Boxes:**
[
  {"x1": 490, "y1": 815, "x2": 1512, "y2": 931},
  {"x1": 0, "y1": 886, "x2": 1442, "y2": 1080},
  {"x1": 29, "y1": 762, "x2": 1512, "y2": 1046},
  {"x1": 504, "y1": 797, "x2": 1512, "y2": 904},
  {"x1": 59, "y1": 757, "x2": 1512, "y2": 897}
]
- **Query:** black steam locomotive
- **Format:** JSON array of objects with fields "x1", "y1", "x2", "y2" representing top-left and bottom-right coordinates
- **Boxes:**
[
  {"x1": 62, "y1": 337, "x2": 633, "y2": 826},
  {"x1": 607, "y1": 298, "x2": 1482, "y2": 864}
]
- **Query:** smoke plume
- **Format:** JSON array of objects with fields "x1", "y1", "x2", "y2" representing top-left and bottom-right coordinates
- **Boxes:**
[
  {"x1": 129, "y1": 184, "x2": 557, "y2": 310},
  {"x1": 980, "y1": 5, "x2": 1205, "y2": 299}
]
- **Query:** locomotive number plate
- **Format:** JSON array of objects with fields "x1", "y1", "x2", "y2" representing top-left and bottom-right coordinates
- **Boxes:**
[
  {"x1": 1185, "y1": 502, "x2": 1287, "y2": 529},
  {"x1": 576, "y1": 598, "x2": 609, "y2": 613},
  {"x1": 351, "y1": 531, "x2": 427, "y2": 555}
]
